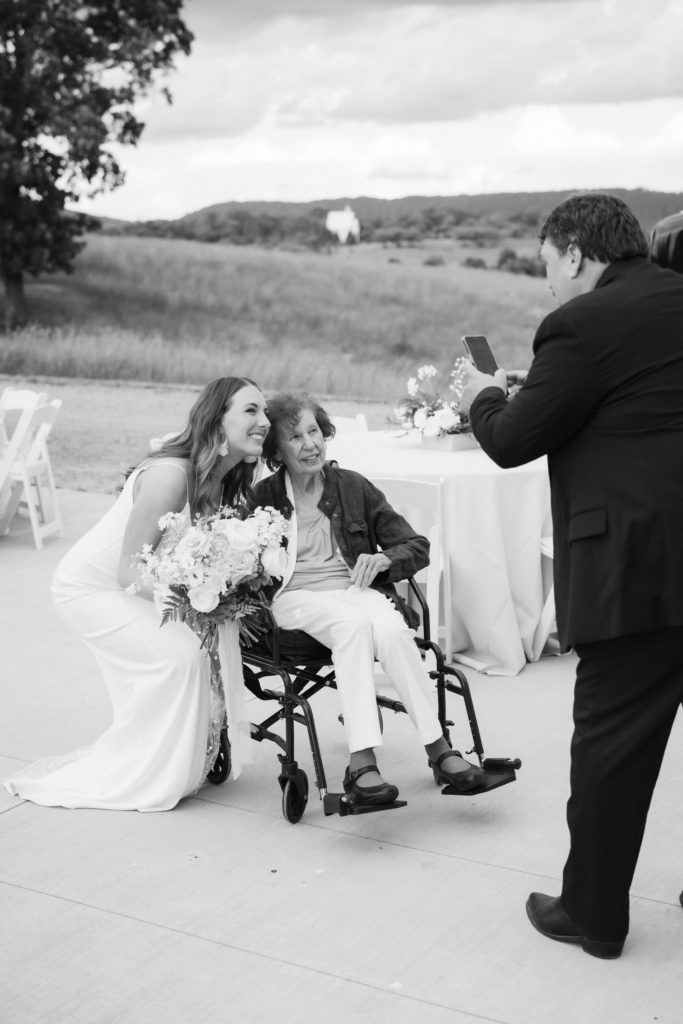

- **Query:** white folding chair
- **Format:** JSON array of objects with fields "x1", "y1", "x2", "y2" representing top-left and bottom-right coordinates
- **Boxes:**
[
  {"x1": 371, "y1": 476, "x2": 453, "y2": 657},
  {"x1": 0, "y1": 386, "x2": 47, "y2": 448},
  {"x1": 0, "y1": 403, "x2": 36, "y2": 524},
  {"x1": 332, "y1": 413, "x2": 369, "y2": 434},
  {"x1": 0, "y1": 399, "x2": 64, "y2": 549},
  {"x1": 532, "y1": 535, "x2": 557, "y2": 658}
]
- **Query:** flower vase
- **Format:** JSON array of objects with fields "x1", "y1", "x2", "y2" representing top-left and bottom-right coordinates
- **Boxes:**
[{"x1": 420, "y1": 432, "x2": 479, "y2": 451}]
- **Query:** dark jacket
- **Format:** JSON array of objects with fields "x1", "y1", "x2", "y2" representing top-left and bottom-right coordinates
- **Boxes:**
[
  {"x1": 470, "y1": 257, "x2": 683, "y2": 649},
  {"x1": 253, "y1": 463, "x2": 430, "y2": 628}
]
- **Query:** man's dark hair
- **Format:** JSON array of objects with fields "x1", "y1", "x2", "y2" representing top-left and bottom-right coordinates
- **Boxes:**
[
  {"x1": 262, "y1": 391, "x2": 336, "y2": 470},
  {"x1": 649, "y1": 211, "x2": 683, "y2": 273},
  {"x1": 539, "y1": 192, "x2": 648, "y2": 263}
]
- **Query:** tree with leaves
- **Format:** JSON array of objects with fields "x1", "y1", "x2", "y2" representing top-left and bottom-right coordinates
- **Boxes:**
[{"x1": 0, "y1": 0, "x2": 192, "y2": 329}]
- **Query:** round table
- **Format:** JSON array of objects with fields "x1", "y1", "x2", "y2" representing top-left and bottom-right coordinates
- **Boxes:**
[{"x1": 325, "y1": 429, "x2": 553, "y2": 675}]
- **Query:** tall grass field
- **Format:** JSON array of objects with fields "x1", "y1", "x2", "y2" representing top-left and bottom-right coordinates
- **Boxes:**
[{"x1": 0, "y1": 233, "x2": 554, "y2": 401}]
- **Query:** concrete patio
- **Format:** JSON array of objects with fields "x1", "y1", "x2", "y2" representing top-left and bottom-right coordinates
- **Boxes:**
[{"x1": 1, "y1": 490, "x2": 681, "y2": 1024}]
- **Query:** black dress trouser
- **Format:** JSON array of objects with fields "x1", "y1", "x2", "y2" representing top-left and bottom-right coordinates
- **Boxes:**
[{"x1": 561, "y1": 626, "x2": 683, "y2": 941}]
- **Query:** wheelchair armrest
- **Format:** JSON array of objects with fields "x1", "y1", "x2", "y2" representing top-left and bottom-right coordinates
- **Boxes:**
[
  {"x1": 407, "y1": 577, "x2": 431, "y2": 643},
  {"x1": 254, "y1": 602, "x2": 281, "y2": 665},
  {"x1": 241, "y1": 605, "x2": 331, "y2": 667}
]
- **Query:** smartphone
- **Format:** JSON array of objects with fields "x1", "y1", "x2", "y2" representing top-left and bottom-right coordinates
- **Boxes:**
[{"x1": 462, "y1": 335, "x2": 499, "y2": 375}]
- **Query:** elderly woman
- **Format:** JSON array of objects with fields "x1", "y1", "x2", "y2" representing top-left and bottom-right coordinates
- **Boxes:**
[{"x1": 253, "y1": 391, "x2": 485, "y2": 806}]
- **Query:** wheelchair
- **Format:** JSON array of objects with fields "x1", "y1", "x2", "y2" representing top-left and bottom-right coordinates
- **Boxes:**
[{"x1": 207, "y1": 580, "x2": 521, "y2": 823}]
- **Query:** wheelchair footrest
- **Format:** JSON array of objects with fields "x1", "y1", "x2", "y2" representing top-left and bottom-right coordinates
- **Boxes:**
[
  {"x1": 323, "y1": 793, "x2": 408, "y2": 817},
  {"x1": 441, "y1": 761, "x2": 519, "y2": 796}
]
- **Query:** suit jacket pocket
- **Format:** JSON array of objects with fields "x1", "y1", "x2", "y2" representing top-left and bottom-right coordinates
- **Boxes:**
[{"x1": 568, "y1": 508, "x2": 607, "y2": 543}]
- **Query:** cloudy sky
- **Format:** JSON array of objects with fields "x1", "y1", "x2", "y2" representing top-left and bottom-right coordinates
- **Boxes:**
[{"x1": 76, "y1": 0, "x2": 683, "y2": 221}]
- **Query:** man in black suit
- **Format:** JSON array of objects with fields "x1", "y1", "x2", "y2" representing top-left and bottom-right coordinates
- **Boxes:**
[{"x1": 460, "y1": 192, "x2": 683, "y2": 959}]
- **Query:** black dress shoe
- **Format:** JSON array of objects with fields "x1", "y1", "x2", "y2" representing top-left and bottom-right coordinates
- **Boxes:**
[
  {"x1": 343, "y1": 765, "x2": 399, "y2": 806},
  {"x1": 429, "y1": 749, "x2": 486, "y2": 793},
  {"x1": 526, "y1": 893, "x2": 624, "y2": 960}
]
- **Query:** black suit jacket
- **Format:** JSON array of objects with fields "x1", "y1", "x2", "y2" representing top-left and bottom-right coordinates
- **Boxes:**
[{"x1": 470, "y1": 258, "x2": 683, "y2": 650}]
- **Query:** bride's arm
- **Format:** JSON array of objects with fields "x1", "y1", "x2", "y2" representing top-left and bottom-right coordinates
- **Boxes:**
[{"x1": 117, "y1": 463, "x2": 189, "y2": 598}]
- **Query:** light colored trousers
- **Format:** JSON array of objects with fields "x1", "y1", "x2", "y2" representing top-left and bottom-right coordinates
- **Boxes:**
[{"x1": 273, "y1": 586, "x2": 443, "y2": 753}]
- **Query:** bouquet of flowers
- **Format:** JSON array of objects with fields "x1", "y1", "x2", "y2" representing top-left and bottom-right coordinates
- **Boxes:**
[
  {"x1": 394, "y1": 360, "x2": 472, "y2": 438},
  {"x1": 136, "y1": 504, "x2": 289, "y2": 650},
  {"x1": 135, "y1": 503, "x2": 289, "y2": 778}
]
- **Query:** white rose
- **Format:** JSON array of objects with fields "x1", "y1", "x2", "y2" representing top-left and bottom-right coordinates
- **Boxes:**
[
  {"x1": 212, "y1": 516, "x2": 260, "y2": 550},
  {"x1": 261, "y1": 543, "x2": 288, "y2": 579},
  {"x1": 422, "y1": 415, "x2": 442, "y2": 437},
  {"x1": 188, "y1": 583, "x2": 221, "y2": 613},
  {"x1": 434, "y1": 406, "x2": 459, "y2": 430},
  {"x1": 175, "y1": 529, "x2": 212, "y2": 561},
  {"x1": 223, "y1": 548, "x2": 259, "y2": 584},
  {"x1": 413, "y1": 407, "x2": 428, "y2": 430}
]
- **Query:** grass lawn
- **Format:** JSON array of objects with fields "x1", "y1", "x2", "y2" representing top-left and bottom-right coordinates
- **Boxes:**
[{"x1": 1, "y1": 233, "x2": 553, "y2": 400}]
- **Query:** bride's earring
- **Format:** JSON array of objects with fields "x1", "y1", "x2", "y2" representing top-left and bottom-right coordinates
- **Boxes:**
[{"x1": 217, "y1": 435, "x2": 229, "y2": 457}]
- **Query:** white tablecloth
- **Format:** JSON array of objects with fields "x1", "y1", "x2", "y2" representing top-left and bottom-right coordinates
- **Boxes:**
[{"x1": 325, "y1": 430, "x2": 552, "y2": 676}]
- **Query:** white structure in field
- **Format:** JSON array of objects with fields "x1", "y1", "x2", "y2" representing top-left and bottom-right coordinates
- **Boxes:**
[{"x1": 325, "y1": 205, "x2": 360, "y2": 243}]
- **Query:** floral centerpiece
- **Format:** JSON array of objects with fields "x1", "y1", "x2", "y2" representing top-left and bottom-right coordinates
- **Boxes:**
[
  {"x1": 394, "y1": 361, "x2": 478, "y2": 449},
  {"x1": 135, "y1": 504, "x2": 289, "y2": 772}
]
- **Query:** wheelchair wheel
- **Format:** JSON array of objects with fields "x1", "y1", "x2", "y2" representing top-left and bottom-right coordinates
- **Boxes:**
[
  {"x1": 207, "y1": 727, "x2": 231, "y2": 785},
  {"x1": 281, "y1": 769, "x2": 309, "y2": 823}
]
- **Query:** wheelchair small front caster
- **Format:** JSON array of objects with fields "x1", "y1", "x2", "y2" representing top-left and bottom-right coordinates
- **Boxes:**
[
  {"x1": 281, "y1": 768, "x2": 309, "y2": 823},
  {"x1": 207, "y1": 727, "x2": 231, "y2": 785}
]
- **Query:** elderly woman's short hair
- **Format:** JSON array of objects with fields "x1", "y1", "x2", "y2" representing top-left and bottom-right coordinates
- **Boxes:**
[{"x1": 263, "y1": 391, "x2": 336, "y2": 469}]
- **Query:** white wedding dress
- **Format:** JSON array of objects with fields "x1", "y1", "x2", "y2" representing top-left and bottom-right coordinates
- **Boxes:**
[{"x1": 4, "y1": 461, "x2": 252, "y2": 811}]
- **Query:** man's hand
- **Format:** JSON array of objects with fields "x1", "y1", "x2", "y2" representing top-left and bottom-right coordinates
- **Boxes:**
[
  {"x1": 459, "y1": 363, "x2": 508, "y2": 415},
  {"x1": 506, "y1": 369, "x2": 527, "y2": 400},
  {"x1": 350, "y1": 552, "x2": 391, "y2": 588}
]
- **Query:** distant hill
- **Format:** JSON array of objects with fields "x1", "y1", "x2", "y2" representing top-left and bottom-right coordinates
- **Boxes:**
[
  {"x1": 154, "y1": 189, "x2": 683, "y2": 232},
  {"x1": 97, "y1": 189, "x2": 683, "y2": 248},
  {"x1": 95, "y1": 215, "x2": 132, "y2": 231}
]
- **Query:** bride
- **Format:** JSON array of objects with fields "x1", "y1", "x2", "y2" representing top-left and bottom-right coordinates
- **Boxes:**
[{"x1": 4, "y1": 376, "x2": 270, "y2": 811}]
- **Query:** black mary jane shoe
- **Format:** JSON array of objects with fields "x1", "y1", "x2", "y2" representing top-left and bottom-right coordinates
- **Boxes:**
[
  {"x1": 526, "y1": 893, "x2": 624, "y2": 960},
  {"x1": 429, "y1": 749, "x2": 486, "y2": 793},
  {"x1": 343, "y1": 765, "x2": 399, "y2": 806}
]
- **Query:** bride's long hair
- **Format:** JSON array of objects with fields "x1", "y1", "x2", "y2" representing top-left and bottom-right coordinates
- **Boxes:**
[{"x1": 142, "y1": 377, "x2": 261, "y2": 516}]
